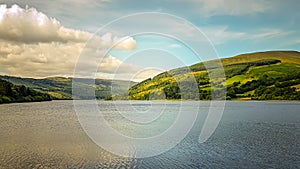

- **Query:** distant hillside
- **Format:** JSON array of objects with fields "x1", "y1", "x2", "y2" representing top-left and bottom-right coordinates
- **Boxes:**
[
  {"x1": 0, "y1": 76, "x2": 136, "y2": 100},
  {"x1": 128, "y1": 51, "x2": 300, "y2": 100},
  {"x1": 0, "y1": 79, "x2": 51, "y2": 104}
]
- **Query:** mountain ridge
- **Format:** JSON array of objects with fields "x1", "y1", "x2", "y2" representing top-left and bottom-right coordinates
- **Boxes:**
[{"x1": 0, "y1": 75, "x2": 136, "y2": 100}]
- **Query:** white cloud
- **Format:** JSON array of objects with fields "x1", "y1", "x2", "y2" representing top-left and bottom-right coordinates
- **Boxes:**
[
  {"x1": 250, "y1": 28, "x2": 293, "y2": 39},
  {"x1": 0, "y1": 4, "x2": 138, "y2": 79},
  {"x1": 98, "y1": 55, "x2": 140, "y2": 74},
  {"x1": 113, "y1": 36, "x2": 136, "y2": 50},
  {"x1": 101, "y1": 33, "x2": 136, "y2": 50}
]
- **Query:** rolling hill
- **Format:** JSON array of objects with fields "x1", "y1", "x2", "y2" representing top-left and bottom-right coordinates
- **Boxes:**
[
  {"x1": 0, "y1": 76, "x2": 136, "y2": 100},
  {"x1": 128, "y1": 51, "x2": 300, "y2": 100}
]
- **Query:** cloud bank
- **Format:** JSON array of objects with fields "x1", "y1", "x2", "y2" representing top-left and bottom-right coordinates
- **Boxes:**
[{"x1": 0, "y1": 4, "x2": 142, "y2": 80}]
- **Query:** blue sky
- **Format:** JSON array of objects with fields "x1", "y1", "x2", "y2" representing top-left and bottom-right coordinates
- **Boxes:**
[
  {"x1": 0, "y1": 0, "x2": 299, "y2": 80},
  {"x1": 109, "y1": 35, "x2": 198, "y2": 68},
  {"x1": 3, "y1": 0, "x2": 300, "y2": 57}
]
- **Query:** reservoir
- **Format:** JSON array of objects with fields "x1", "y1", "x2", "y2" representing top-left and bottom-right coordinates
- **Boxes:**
[{"x1": 0, "y1": 101, "x2": 299, "y2": 168}]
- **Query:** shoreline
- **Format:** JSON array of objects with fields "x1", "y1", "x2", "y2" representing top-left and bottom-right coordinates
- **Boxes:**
[
  {"x1": 0, "y1": 99, "x2": 53, "y2": 105},
  {"x1": 1, "y1": 99, "x2": 300, "y2": 105}
]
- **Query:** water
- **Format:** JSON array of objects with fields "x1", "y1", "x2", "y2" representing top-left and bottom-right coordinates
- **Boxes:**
[{"x1": 0, "y1": 101, "x2": 299, "y2": 168}]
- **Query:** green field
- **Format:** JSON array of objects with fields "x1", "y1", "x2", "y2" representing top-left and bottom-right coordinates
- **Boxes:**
[
  {"x1": 226, "y1": 75, "x2": 248, "y2": 85},
  {"x1": 248, "y1": 63, "x2": 300, "y2": 78}
]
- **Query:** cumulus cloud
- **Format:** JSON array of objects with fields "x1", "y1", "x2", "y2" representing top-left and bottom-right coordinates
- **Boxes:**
[
  {"x1": 101, "y1": 33, "x2": 136, "y2": 50},
  {"x1": 0, "y1": 4, "x2": 139, "y2": 79},
  {"x1": 0, "y1": 4, "x2": 91, "y2": 43}
]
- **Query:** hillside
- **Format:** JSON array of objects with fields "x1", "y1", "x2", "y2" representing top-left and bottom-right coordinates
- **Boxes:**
[
  {"x1": 0, "y1": 76, "x2": 136, "y2": 100},
  {"x1": 128, "y1": 51, "x2": 300, "y2": 100},
  {"x1": 0, "y1": 79, "x2": 51, "y2": 104}
]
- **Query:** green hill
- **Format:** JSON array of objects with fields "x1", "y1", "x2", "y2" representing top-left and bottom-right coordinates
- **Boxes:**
[
  {"x1": 128, "y1": 51, "x2": 300, "y2": 100},
  {"x1": 0, "y1": 76, "x2": 136, "y2": 100},
  {"x1": 0, "y1": 79, "x2": 51, "y2": 104}
]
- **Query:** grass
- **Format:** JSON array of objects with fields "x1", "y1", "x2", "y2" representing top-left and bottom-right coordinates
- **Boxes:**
[
  {"x1": 226, "y1": 75, "x2": 247, "y2": 85},
  {"x1": 47, "y1": 92, "x2": 65, "y2": 99},
  {"x1": 191, "y1": 70, "x2": 207, "y2": 75},
  {"x1": 248, "y1": 63, "x2": 300, "y2": 78}
]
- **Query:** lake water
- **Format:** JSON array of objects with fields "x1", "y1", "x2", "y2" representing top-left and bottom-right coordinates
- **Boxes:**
[{"x1": 0, "y1": 101, "x2": 299, "y2": 168}]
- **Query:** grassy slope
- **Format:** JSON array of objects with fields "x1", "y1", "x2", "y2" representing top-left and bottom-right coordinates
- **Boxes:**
[
  {"x1": 225, "y1": 51, "x2": 300, "y2": 89},
  {"x1": 129, "y1": 51, "x2": 300, "y2": 100}
]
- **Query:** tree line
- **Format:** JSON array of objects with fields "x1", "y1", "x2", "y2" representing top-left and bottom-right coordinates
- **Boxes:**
[{"x1": 0, "y1": 79, "x2": 51, "y2": 104}]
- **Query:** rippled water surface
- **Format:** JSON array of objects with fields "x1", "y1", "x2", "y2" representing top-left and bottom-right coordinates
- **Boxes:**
[{"x1": 0, "y1": 101, "x2": 299, "y2": 168}]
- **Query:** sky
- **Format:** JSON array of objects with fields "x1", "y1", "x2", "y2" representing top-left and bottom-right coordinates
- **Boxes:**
[{"x1": 0, "y1": 0, "x2": 299, "y2": 81}]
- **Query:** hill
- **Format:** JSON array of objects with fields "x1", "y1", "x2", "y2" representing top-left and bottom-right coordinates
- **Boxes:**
[
  {"x1": 0, "y1": 76, "x2": 136, "y2": 100},
  {"x1": 128, "y1": 51, "x2": 300, "y2": 100},
  {"x1": 0, "y1": 79, "x2": 51, "y2": 104}
]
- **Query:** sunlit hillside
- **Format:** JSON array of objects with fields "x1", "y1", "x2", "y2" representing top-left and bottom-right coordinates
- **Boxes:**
[{"x1": 128, "y1": 51, "x2": 300, "y2": 100}]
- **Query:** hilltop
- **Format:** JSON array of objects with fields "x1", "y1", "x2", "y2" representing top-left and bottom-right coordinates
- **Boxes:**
[{"x1": 128, "y1": 51, "x2": 300, "y2": 100}]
